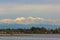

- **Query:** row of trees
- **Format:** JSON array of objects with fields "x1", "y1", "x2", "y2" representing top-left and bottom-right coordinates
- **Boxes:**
[{"x1": 0, "y1": 27, "x2": 60, "y2": 34}]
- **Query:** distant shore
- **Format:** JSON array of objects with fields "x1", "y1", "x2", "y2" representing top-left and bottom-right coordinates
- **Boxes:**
[{"x1": 0, "y1": 27, "x2": 60, "y2": 34}]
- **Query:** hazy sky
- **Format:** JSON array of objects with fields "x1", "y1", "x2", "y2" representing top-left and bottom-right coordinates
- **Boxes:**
[
  {"x1": 0, "y1": 0, "x2": 59, "y2": 19},
  {"x1": 0, "y1": 0, "x2": 60, "y2": 24}
]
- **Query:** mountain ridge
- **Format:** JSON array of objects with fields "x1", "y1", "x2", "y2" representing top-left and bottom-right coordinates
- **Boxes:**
[{"x1": 0, "y1": 23, "x2": 59, "y2": 29}]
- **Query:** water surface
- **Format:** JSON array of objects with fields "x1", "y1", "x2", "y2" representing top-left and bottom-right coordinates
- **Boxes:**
[{"x1": 0, "y1": 34, "x2": 60, "y2": 40}]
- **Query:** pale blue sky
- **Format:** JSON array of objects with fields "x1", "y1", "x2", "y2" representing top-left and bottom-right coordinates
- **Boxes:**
[
  {"x1": 0, "y1": 0, "x2": 60, "y2": 29},
  {"x1": 0, "y1": 0, "x2": 60, "y2": 20},
  {"x1": 0, "y1": 0, "x2": 60, "y2": 4}
]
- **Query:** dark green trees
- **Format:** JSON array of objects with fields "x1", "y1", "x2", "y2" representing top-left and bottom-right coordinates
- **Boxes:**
[{"x1": 0, "y1": 27, "x2": 60, "y2": 34}]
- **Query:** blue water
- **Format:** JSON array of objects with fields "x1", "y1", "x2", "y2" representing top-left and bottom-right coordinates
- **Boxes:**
[{"x1": 0, "y1": 34, "x2": 60, "y2": 40}]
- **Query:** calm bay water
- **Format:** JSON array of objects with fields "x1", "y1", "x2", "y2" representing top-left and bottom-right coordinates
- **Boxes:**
[{"x1": 0, "y1": 34, "x2": 60, "y2": 40}]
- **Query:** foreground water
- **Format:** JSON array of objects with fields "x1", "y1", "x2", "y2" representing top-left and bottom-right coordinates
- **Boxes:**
[{"x1": 0, "y1": 34, "x2": 60, "y2": 40}]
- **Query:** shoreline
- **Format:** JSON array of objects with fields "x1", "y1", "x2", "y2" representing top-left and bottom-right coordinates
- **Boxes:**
[{"x1": 0, "y1": 34, "x2": 60, "y2": 36}]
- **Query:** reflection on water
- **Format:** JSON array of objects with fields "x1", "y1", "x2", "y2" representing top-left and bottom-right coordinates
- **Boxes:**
[{"x1": 0, "y1": 34, "x2": 60, "y2": 40}]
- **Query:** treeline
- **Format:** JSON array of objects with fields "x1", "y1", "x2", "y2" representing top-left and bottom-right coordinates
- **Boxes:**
[{"x1": 0, "y1": 27, "x2": 60, "y2": 34}]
